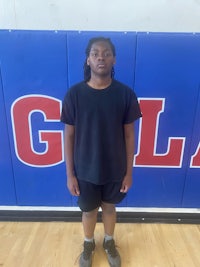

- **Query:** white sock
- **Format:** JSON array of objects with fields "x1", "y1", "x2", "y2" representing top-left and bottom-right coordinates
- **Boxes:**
[
  {"x1": 84, "y1": 237, "x2": 94, "y2": 243},
  {"x1": 104, "y1": 234, "x2": 113, "y2": 242}
]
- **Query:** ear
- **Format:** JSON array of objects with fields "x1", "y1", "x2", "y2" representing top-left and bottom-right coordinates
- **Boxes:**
[
  {"x1": 87, "y1": 58, "x2": 90, "y2": 66},
  {"x1": 113, "y1": 57, "x2": 116, "y2": 65}
]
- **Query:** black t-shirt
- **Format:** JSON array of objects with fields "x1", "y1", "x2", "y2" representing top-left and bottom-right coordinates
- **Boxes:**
[{"x1": 61, "y1": 79, "x2": 142, "y2": 185}]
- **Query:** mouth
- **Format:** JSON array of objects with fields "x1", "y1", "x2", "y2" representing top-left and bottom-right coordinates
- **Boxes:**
[{"x1": 97, "y1": 64, "x2": 106, "y2": 68}]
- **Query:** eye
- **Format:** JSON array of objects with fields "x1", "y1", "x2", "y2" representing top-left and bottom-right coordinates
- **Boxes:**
[
  {"x1": 104, "y1": 52, "x2": 112, "y2": 57},
  {"x1": 90, "y1": 52, "x2": 98, "y2": 57},
  {"x1": 89, "y1": 51, "x2": 112, "y2": 58}
]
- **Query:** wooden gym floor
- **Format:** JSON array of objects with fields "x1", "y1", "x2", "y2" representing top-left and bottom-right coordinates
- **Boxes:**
[{"x1": 0, "y1": 221, "x2": 200, "y2": 267}]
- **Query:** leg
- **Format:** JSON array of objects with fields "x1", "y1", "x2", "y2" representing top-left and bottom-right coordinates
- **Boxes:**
[
  {"x1": 79, "y1": 208, "x2": 98, "y2": 267},
  {"x1": 101, "y1": 202, "x2": 121, "y2": 267},
  {"x1": 101, "y1": 181, "x2": 125, "y2": 236},
  {"x1": 82, "y1": 207, "x2": 99, "y2": 239},
  {"x1": 77, "y1": 180, "x2": 101, "y2": 267},
  {"x1": 101, "y1": 202, "x2": 116, "y2": 236}
]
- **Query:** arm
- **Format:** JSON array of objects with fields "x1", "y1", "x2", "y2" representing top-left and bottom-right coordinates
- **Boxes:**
[
  {"x1": 64, "y1": 124, "x2": 80, "y2": 196},
  {"x1": 120, "y1": 122, "x2": 135, "y2": 193}
]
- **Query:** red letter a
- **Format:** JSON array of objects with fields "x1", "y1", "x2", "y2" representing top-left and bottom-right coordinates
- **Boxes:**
[{"x1": 190, "y1": 142, "x2": 200, "y2": 168}]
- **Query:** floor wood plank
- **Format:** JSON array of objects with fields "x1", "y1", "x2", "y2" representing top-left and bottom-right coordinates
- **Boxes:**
[{"x1": 0, "y1": 222, "x2": 200, "y2": 266}]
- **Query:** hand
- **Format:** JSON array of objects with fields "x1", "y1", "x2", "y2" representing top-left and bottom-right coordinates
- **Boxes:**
[
  {"x1": 120, "y1": 175, "x2": 133, "y2": 193},
  {"x1": 67, "y1": 175, "x2": 80, "y2": 196}
]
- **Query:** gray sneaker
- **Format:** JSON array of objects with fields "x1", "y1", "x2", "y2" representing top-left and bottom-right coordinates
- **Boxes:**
[
  {"x1": 79, "y1": 240, "x2": 95, "y2": 267},
  {"x1": 103, "y1": 239, "x2": 121, "y2": 267}
]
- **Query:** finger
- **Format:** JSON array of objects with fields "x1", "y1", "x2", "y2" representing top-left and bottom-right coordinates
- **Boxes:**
[
  {"x1": 123, "y1": 185, "x2": 129, "y2": 193},
  {"x1": 120, "y1": 185, "x2": 128, "y2": 193},
  {"x1": 69, "y1": 186, "x2": 78, "y2": 196},
  {"x1": 120, "y1": 184, "x2": 126, "y2": 193},
  {"x1": 75, "y1": 186, "x2": 80, "y2": 196},
  {"x1": 70, "y1": 188, "x2": 76, "y2": 196}
]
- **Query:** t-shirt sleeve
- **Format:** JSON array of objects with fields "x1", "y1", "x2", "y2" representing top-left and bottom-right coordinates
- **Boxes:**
[
  {"x1": 123, "y1": 89, "x2": 142, "y2": 124},
  {"x1": 60, "y1": 90, "x2": 75, "y2": 125}
]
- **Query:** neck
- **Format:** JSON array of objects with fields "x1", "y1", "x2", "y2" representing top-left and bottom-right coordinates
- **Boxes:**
[{"x1": 87, "y1": 76, "x2": 112, "y2": 90}]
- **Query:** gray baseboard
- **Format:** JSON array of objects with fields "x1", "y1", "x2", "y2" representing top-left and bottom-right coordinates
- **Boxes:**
[{"x1": 0, "y1": 210, "x2": 200, "y2": 224}]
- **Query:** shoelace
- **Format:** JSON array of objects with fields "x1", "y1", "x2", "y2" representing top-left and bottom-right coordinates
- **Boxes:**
[
  {"x1": 83, "y1": 241, "x2": 95, "y2": 259},
  {"x1": 105, "y1": 240, "x2": 118, "y2": 257}
]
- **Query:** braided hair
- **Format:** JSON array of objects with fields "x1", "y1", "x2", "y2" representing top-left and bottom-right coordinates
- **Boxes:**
[{"x1": 83, "y1": 37, "x2": 116, "y2": 82}]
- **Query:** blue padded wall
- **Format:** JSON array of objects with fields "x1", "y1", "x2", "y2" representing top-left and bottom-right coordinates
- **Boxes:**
[
  {"x1": 182, "y1": 83, "x2": 200, "y2": 207},
  {"x1": 0, "y1": 30, "x2": 70, "y2": 206},
  {"x1": 0, "y1": 30, "x2": 199, "y2": 208},
  {"x1": 0, "y1": 67, "x2": 16, "y2": 205},
  {"x1": 130, "y1": 32, "x2": 200, "y2": 207}
]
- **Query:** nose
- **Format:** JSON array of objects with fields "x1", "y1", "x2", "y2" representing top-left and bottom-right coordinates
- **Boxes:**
[{"x1": 97, "y1": 53, "x2": 105, "y2": 60}]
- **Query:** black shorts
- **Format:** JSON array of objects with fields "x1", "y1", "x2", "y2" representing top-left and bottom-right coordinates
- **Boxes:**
[{"x1": 77, "y1": 179, "x2": 126, "y2": 212}]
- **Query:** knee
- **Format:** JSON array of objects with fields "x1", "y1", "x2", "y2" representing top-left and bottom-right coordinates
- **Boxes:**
[
  {"x1": 83, "y1": 208, "x2": 98, "y2": 219},
  {"x1": 101, "y1": 203, "x2": 116, "y2": 215}
]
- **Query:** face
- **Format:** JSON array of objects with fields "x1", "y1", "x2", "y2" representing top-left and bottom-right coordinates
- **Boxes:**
[{"x1": 87, "y1": 41, "x2": 116, "y2": 78}]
